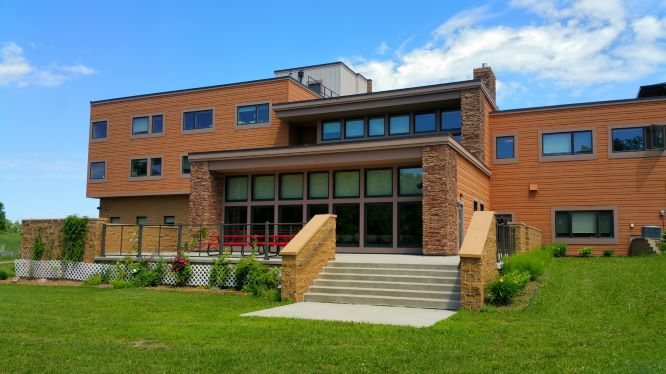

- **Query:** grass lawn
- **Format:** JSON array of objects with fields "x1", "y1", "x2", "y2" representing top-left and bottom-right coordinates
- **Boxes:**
[
  {"x1": 0, "y1": 231, "x2": 20, "y2": 260},
  {"x1": 1, "y1": 255, "x2": 665, "y2": 373}
]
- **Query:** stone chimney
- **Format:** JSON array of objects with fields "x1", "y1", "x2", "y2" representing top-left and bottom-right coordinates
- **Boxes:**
[
  {"x1": 367, "y1": 79, "x2": 373, "y2": 93},
  {"x1": 473, "y1": 65, "x2": 496, "y2": 102}
]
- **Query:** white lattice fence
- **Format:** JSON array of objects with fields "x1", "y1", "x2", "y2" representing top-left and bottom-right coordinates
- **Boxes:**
[{"x1": 14, "y1": 260, "x2": 239, "y2": 288}]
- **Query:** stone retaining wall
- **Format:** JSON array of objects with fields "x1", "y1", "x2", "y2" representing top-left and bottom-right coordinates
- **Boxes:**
[
  {"x1": 459, "y1": 211, "x2": 498, "y2": 311},
  {"x1": 509, "y1": 222, "x2": 543, "y2": 253},
  {"x1": 21, "y1": 218, "x2": 106, "y2": 263}
]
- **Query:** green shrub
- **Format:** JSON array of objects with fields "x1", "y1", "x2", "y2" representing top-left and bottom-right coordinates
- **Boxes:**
[
  {"x1": 234, "y1": 255, "x2": 280, "y2": 298},
  {"x1": 113, "y1": 257, "x2": 165, "y2": 287},
  {"x1": 486, "y1": 270, "x2": 531, "y2": 306},
  {"x1": 0, "y1": 270, "x2": 7, "y2": 280},
  {"x1": 61, "y1": 215, "x2": 88, "y2": 262},
  {"x1": 32, "y1": 232, "x2": 46, "y2": 260},
  {"x1": 209, "y1": 249, "x2": 233, "y2": 289},
  {"x1": 171, "y1": 250, "x2": 192, "y2": 287},
  {"x1": 579, "y1": 247, "x2": 593, "y2": 257},
  {"x1": 603, "y1": 249, "x2": 614, "y2": 257},
  {"x1": 546, "y1": 242, "x2": 567, "y2": 257},
  {"x1": 663, "y1": 230, "x2": 666, "y2": 240},
  {"x1": 84, "y1": 274, "x2": 102, "y2": 286},
  {"x1": 234, "y1": 255, "x2": 262, "y2": 291},
  {"x1": 110, "y1": 279, "x2": 132, "y2": 289},
  {"x1": 100, "y1": 267, "x2": 113, "y2": 284},
  {"x1": 658, "y1": 242, "x2": 666, "y2": 252},
  {"x1": 502, "y1": 249, "x2": 552, "y2": 280}
]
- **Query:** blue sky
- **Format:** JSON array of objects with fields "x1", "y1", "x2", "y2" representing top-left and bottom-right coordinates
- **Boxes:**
[{"x1": 1, "y1": 0, "x2": 665, "y2": 221}]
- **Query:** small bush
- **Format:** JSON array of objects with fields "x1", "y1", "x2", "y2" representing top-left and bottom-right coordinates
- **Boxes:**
[
  {"x1": 663, "y1": 230, "x2": 666, "y2": 240},
  {"x1": 602, "y1": 249, "x2": 614, "y2": 257},
  {"x1": 209, "y1": 249, "x2": 233, "y2": 289},
  {"x1": 100, "y1": 267, "x2": 113, "y2": 284},
  {"x1": 83, "y1": 274, "x2": 102, "y2": 286},
  {"x1": 486, "y1": 270, "x2": 531, "y2": 306},
  {"x1": 32, "y1": 232, "x2": 46, "y2": 260},
  {"x1": 0, "y1": 270, "x2": 7, "y2": 280},
  {"x1": 546, "y1": 242, "x2": 567, "y2": 257},
  {"x1": 110, "y1": 279, "x2": 132, "y2": 289},
  {"x1": 502, "y1": 249, "x2": 552, "y2": 280},
  {"x1": 60, "y1": 215, "x2": 88, "y2": 262},
  {"x1": 234, "y1": 255, "x2": 262, "y2": 291},
  {"x1": 235, "y1": 255, "x2": 280, "y2": 298},
  {"x1": 579, "y1": 247, "x2": 593, "y2": 257},
  {"x1": 171, "y1": 250, "x2": 192, "y2": 287}
]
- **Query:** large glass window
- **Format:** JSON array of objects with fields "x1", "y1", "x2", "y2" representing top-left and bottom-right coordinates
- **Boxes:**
[
  {"x1": 496, "y1": 136, "x2": 515, "y2": 159},
  {"x1": 278, "y1": 205, "x2": 303, "y2": 224},
  {"x1": 345, "y1": 119, "x2": 364, "y2": 139},
  {"x1": 365, "y1": 203, "x2": 392, "y2": 247},
  {"x1": 389, "y1": 114, "x2": 410, "y2": 135},
  {"x1": 150, "y1": 157, "x2": 162, "y2": 176},
  {"x1": 183, "y1": 110, "x2": 213, "y2": 130},
  {"x1": 226, "y1": 176, "x2": 248, "y2": 202},
  {"x1": 251, "y1": 206, "x2": 274, "y2": 234},
  {"x1": 322, "y1": 121, "x2": 341, "y2": 141},
  {"x1": 133, "y1": 115, "x2": 163, "y2": 135},
  {"x1": 181, "y1": 156, "x2": 191, "y2": 175},
  {"x1": 368, "y1": 116, "x2": 385, "y2": 137},
  {"x1": 307, "y1": 204, "x2": 328, "y2": 220},
  {"x1": 555, "y1": 210, "x2": 614, "y2": 238},
  {"x1": 334, "y1": 170, "x2": 360, "y2": 198},
  {"x1": 612, "y1": 127, "x2": 645, "y2": 152},
  {"x1": 542, "y1": 131, "x2": 593, "y2": 156},
  {"x1": 279, "y1": 173, "x2": 304, "y2": 200},
  {"x1": 398, "y1": 167, "x2": 422, "y2": 196},
  {"x1": 308, "y1": 172, "x2": 329, "y2": 199},
  {"x1": 414, "y1": 112, "x2": 436, "y2": 133},
  {"x1": 365, "y1": 168, "x2": 392, "y2": 197},
  {"x1": 91, "y1": 121, "x2": 107, "y2": 139},
  {"x1": 90, "y1": 161, "x2": 105, "y2": 180},
  {"x1": 237, "y1": 103, "x2": 270, "y2": 125},
  {"x1": 132, "y1": 116, "x2": 149, "y2": 135},
  {"x1": 441, "y1": 110, "x2": 462, "y2": 141},
  {"x1": 252, "y1": 175, "x2": 275, "y2": 201},
  {"x1": 398, "y1": 202, "x2": 422, "y2": 247},
  {"x1": 130, "y1": 159, "x2": 148, "y2": 177},
  {"x1": 224, "y1": 206, "x2": 247, "y2": 235},
  {"x1": 334, "y1": 204, "x2": 360, "y2": 246}
]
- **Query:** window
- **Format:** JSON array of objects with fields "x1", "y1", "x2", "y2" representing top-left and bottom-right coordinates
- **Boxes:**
[
  {"x1": 132, "y1": 116, "x2": 149, "y2": 135},
  {"x1": 542, "y1": 130, "x2": 593, "y2": 156},
  {"x1": 132, "y1": 115, "x2": 163, "y2": 135},
  {"x1": 278, "y1": 205, "x2": 303, "y2": 224},
  {"x1": 322, "y1": 121, "x2": 341, "y2": 141},
  {"x1": 307, "y1": 204, "x2": 328, "y2": 220},
  {"x1": 150, "y1": 157, "x2": 162, "y2": 176},
  {"x1": 612, "y1": 126, "x2": 665, "y2": 152},
  {"x1": 252, "y1": 175, "x2": 275, "y2": 201},
  {"x1": 398, "y1": 167, "x2": 422, "y2": 196},
  {"x1": 226, "y1": 176, "x2": 248, "y2": 201},
  {"x1": 555, "y1": 210, "x2": 614, "y2": 238},
  {"x1": 496, "y1": 136, "x2": 515, "y2": 159},
  {"x1": 334, "y1": 170, "x2": 360, "y2": 198},
  {"x1": 334, "y1": 204, "x2": 360, "y2": 246},
  {"x1": 90, "y1": 161, "x2": 105, "y2": 180},
  {"x1": 91, "y1": 121, "x2": 107, "y2": 139},
  {"x1": 109, "y1": 217, "x2": 120, "y2": 224},
  {"x1": 181, "y1": 156, "x2": 191, "y2": 175},
  {"x1": 308, "y1": 172, "x2": 329, "y2": 199},
  {"x1": 473, "y1": 200, "x2": 479, "y2": 211},
  {"x1": 345, "y1": 119, "x2": 364, "y2": 139},
  {"x1": 368, "y1": 116, "x2": 385, "y2": 137},
  {"x1": 183, "y1": 109, "x2": 213, "y2": 130},
  {"x1": 136, "y1": 216, "x2": 148, "y2": 225},
  {"x1": 280, "y1": 173, "x2": 304, "y2": 200},
  {"x1": 480, "y1": 203, "x2": 485, "y2": 211},
  {"x1": 414, "y1": 112, "x2": 436, "y2": 133},
  {"x1": 225, "y1": 206, "x2": 247, "y2": 225},
  {"x1": 389, "y1": 114, "x2": 410, "y2": 135},
  {"x1": 365, "y1": 203, "x2": 392, "y2": 247},
  {"x1": 308, "y1": 82, "x2": 321, "y2": 94},
  {"x1": 163, "y1": 216, "x2": 175, "y2": 225},
  {"x1": 152, "y1": 115, "x2": 163, "y2": 133},
  {"x1": 398, "y1": 202, "x2": 422, "y2": 247},
  {"x1": 441, "y1": 110, "x2": 462, "y2": 141},
  {"x1": 237, "y1": 103, "x2": 269, "y2": 125},
  {"x1": 130, "y1": 158, "x2": 161, "y2": 177},
  {"x1": 251, "y1": 206, "x2": 274, "y2": 234},
  {"x1": 365, "y1": 168, "x2": 392, "y2": 197}
]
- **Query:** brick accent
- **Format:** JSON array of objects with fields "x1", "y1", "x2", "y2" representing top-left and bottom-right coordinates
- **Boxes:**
[
  {"x1": 459, "y1": 211, "x2": 498, "y2": 310},
  {"x1": 461, "y1": 88, "x2": 487, "y2": 162},
  {"x1": 473, "y1": 66, "x2": 496, "y2": 102},
  {"x1": 509, "y1": 222, "x2": 543, "y2": 253},
  {"x1": 422, "y1": 144, "x2": 458, "y2": 255},
  {"x1": 366, "y1": 79, "x2": 373, "y2": 93},
  {"x1": 21, "y1": 218, "x2": 106, "y2": 262},
  {"x1": 189, "y1": 161, "x2": 223, "y2": 227}
]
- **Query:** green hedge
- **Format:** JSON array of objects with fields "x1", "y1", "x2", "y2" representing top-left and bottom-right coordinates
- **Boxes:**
[{"x1": 502, "y1": 249, "x2": 552, "y2": 280}]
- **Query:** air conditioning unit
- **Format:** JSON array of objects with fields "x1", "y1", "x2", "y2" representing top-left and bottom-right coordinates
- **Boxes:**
[{"x1": 641, "y1": 226, "x2": 663, "y2": 239}]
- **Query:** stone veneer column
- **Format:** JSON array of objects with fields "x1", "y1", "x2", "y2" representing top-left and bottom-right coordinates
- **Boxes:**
[
  {"x1": 461, "y1": 88, "x2": 486, "y2": 162},
  {"x1": 422, "y1": 144, "x2": 459, "y2": 255},
  {"x1": 188, "y1": 161, "x2": 222, "y2": 227}
]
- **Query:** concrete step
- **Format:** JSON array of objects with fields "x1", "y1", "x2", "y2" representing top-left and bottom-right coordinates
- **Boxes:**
[
  {"x1": 322, "y1": 266, "x2": 459, "y2": 277},
  {"x1": 328, "y1": 261, "x2": 458, "y2": 271},
  {"x1": 318, "y1": 272, "x2": 459, "y2": 284},
  {"x1": 308, "y1": 286, "x2": 459, "y2": 300},
  {"x1": 304, "y1": 292, "x2": 460, "y2": 310},
  {"x1": 313, "y1": 279, "x2": 460, "y2": 292}
]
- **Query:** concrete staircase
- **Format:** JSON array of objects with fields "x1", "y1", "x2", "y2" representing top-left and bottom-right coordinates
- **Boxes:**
[{"x1": 304, "y1": 260, "x2": 460, "y2": 310}]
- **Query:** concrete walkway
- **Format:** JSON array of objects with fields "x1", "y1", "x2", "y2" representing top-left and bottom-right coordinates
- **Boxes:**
[{"x1": 241, "y1": 302, "x2": 456, "y2": 328}]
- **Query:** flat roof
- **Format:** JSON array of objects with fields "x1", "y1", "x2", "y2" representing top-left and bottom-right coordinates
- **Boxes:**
[
  {"x1": 274, "y1": 61, "x2": 368, "y2": 80},
  {"x1": 492, "y1": 96, "x2": 666, "y2": 115}
]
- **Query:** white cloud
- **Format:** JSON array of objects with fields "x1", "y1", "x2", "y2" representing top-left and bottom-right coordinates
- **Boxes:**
[
  {"x1": 0, "y1": 42, "x2": 96, "y2": 87},
  {"x1": 376, "y1": 41, "x2": 390, "y2": 55},
  {"x1": 347, "y1": 0, "x2": 666, "y2": 94}
]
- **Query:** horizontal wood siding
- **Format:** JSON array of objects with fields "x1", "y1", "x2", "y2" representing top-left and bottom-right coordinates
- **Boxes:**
[
  {"x1": 457, "y1": 154, "x2": 491, "y2": 232},
  {"x1": 490, "y1": 100, "x2": 666, "y2": 255},
  {"x1": 100, "y1": 195, "x2": 189, "y2": 225}
]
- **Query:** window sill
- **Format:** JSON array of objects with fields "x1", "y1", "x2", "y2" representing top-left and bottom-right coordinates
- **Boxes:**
[
  {"x1": 608, "y1": 149, "x2": 665, "y2": 159},
  {"x1": 236, "y1": 122, "x2": 271, "y2": 130},
  {"x1": 88, "y1": 178, "x2": 107, "y2": 183},
  {"x1": 182, "y1": 128, "x2": 214, "y2": 134},
  {"x1": 90, "y1": 137, "x2": 108, "y2": 143},
  {"x1": 553, "y1": 237, "x2": 618, "y2": 245},
  {"x1": 131, "y1": 133, "x2": 164, "y2": 139},
  {"x1": 493, "y1": 157, "x2": 518, "y2": 165},
  {"x1": 539, "y1": 153, "x2": 596, "y2": 163},
  {"x1": 128, "y1": 176, "x2": 164, "y2": 181}
]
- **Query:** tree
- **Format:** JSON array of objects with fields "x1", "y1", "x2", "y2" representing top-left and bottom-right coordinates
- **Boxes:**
[{"x1": 0, "y1": 201, "x2": 6, "y2": 232}]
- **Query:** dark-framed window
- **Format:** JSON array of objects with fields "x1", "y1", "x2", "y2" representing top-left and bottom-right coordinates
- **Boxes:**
[
  {"x1": 441, "y1": 110, "x2": 462, "y2": 141},
  {"x1": 334, "y1": 170, "x2": 360, "y2": 198},
  {"x1": 237, "y1": 103, "x2": 269, "y2": 125},
  {"x1": 308, "y1": 82, "x2": 321, "y2": 94},
  {"x1": 278, "y1": 205, "x2": 303, "y2": 224},
  {"x1": 389, "y1": 114, "x2": 410, "y2": 135},
  {"x1": 91, "y1": 121, "x2": 107, "y2": 139},
  {"x1": 365, "y1": 203, "x2": 392, "y2": 247},
  {"x1": 496, "y1": 136, "x2": 515, "y2": 159},
  {"x1": 181, "y1": 156, "x2": 191, "y2": 175},
  {"x1": 109, "y1": 217, "x2": 120, "y2": 224},
  {"x1": 334, "y1": 204, "x2": 360, "y2": 247},
  {"x1": 473, "y1": 200, "x2": 479, "y2": 211},
  {"x1": 542, "y1": 130, "x2": 593, "y2": 156},
  {"x1": 398, "y1": 167, "x2": 422, "y2": 196},
  {"x1": 136, "y1": 216, "x2": 148, "y2": 225},
  {"x1": 322, "y1": 121, "x2": 341, "y2": 141},
  {"x1": 279, "y1": 173, "x2": 304, "y2": 200},
  {"x1": 555, "y1": 210, "x2": 614, "y2": 238},
  {"x1": 251, "y1": 205, "x2": 275, "y2": 234},
  {"x1": 132, "y1": 116, "x2": 149, "y2": 135},
  {"x1": 151, "y1": 115, "x2": 163, "y2": 133},
  {"x1": 252, "y1": 175, "x2": 275, "y2": 201},
  {"x1": 307, "y1": 204, "x2": 329, "y2": 221},
  {"x1": 90, "y1": 161, "x2": 105, "y2": 180},
  {"x1": 163, "y1": 216, "x2": 175, "y2": 225},
  {"x1": 224, "y1": 206, "x2": 247, "y2": 225},
  {"x1": 345, "y1": 118, "x2": 364, "y2": 139},
  {"x1": 225, "y1": 176, "x2": 248, "y2": 202},
  {"x1": 150, "y1": 157, "x2": 162, "y2": 176},
  {"x1": 414, "y1": 112, "x2": 436, "y2": 133},
  {"x1": 308, "y1": 171, "x2": 329, "y2": 199},
  {"x1": 612, "y1": 126, "x2": 665, "y2": 152},
  {"x1": 130, "y1": 159, "x2": 148, "y2": 177},
  {"x1": 183, "y1": 109, "x2": 213, "y2": 130},
  {"x1": 368, "y1": 116, "x2": 385, "y2": 137},
  {"x1": 365, "y1": 168, "x2": 392, "y2": 197},
  {"x1": 398, "y1": 202, "x2": 422, "y2": 247}
]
